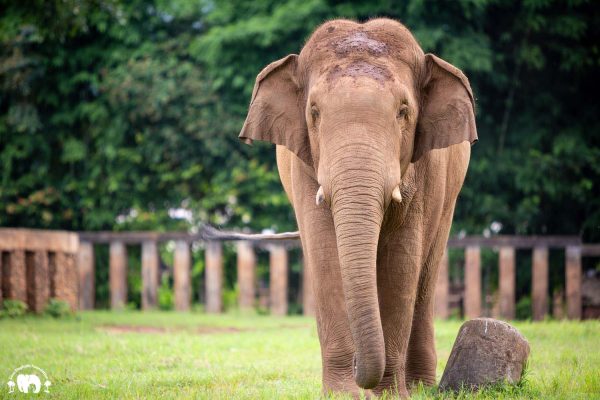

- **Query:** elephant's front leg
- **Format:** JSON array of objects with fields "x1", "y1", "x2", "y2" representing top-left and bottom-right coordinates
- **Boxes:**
[
  {"x1": 404, "y1": 245, "x2": 445, "y2": 389},
  {"x1": 405, "y1": 202, "x2": 459, "y2": 389},
  {"x1": 373, "y1": 211, "x2": 423, "y2": 398},
  {"x1": 406, "y1": 142, "x2": 471, "y2": 390},
  {"x1": 308, "y1": 228, "x2": 357, "y2": 396},
  {"x1": 293, "y1": 180, "x2": 365, "y2": 398},
  {"x1": 403, "y1": 207, "x2": 444, "y2": 391}
]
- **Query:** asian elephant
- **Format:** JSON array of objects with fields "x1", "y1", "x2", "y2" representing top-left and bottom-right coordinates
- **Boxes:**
[{"x1": 239, "y1": 18, "x2": 477, "y2": 397}]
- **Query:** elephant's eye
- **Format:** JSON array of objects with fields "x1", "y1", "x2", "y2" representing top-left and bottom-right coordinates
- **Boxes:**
[
  {"x1": 310, "y1": 105, "x2": 320, "y2": 122},
  {"x1": 397, "y1": 104, "x2": 409, "y2": 120}
]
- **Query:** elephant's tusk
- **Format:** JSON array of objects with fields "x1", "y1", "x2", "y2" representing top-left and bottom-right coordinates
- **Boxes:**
[
  {"x1": 392, "y1": 186, "x2": 402, "y2": 203},
  {"x1": 316, "y1": 186, "x2": 325, "y2": 206}
]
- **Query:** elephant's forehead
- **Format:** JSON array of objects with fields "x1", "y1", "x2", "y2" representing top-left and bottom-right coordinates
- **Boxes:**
[
  {"x1": 301, "y1": 21, "x2": 422, "y2": 87},
  {"x1": 310, "y1": 29, "x2": 393, "y2": 62},
  {"x1": 326, "y1": 61, "x2": 392, "y2": 87},
  {"x1": 332, "y1": 31, "x2": 389, "y2": 57}
]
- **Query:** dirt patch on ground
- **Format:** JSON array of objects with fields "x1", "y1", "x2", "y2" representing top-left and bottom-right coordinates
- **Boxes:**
[
  {"x1": 197, "y1": 326, "x2": 245, "y2": 334},
  {"x1": 99, "y1": 325, "x2": 246, "y2": 335}
]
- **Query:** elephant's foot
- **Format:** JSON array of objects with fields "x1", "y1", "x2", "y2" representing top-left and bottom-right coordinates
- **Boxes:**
[
  {"x1": 405, "y1": 338, "x2": 437, "y2": 392},
  {"x1": 323, "y1": 374, "x2": 374, "y2": 399},
  {"x1": 405, "y1": 372, "x2": 436, "y2": 394},
  {"x1": 322, "y1": 384, "x2": 374, "y2": 399},
  {"x1": 372, "y1": 372, "x2": 409, "y2": 399},
  {"x1": 405, "y1": 348, "x2": 437, "y2": 392},
  {"x1": 372, "y1": 388, "x2": 409, "y2": 399}
]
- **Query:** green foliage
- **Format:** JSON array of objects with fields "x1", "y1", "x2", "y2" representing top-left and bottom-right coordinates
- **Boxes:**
[
  {"x1": 222, "y1": 287, "x2": 238, "y2": 312},
  {"x1": 158, "y1": 273, "x2": 174, "y2": 310},
  {"x1": 2, "y1": 0, "x2": 598, "y2": 237},
  {"x1": 516, "y1": 295, "x2": 533, "y2": 320},
  {"x1": 0, "y1": 299, "x2": 28, "y2": 318},
  {"x1": 44, "y1": 298, "x2": 73, "y2": 318},
  {"x1": 0, "y1": 0, "x2": 299, "y2": 233}
]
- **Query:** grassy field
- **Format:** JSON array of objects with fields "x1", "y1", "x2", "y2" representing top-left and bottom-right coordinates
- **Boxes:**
[{"x1": 0, "y1": 312, "x2": 598, "y2": 399}]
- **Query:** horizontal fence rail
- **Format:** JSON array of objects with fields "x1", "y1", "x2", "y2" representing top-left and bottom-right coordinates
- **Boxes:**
[{"x1": 1, "y1": 228, "x2": 599, "y2": 320}]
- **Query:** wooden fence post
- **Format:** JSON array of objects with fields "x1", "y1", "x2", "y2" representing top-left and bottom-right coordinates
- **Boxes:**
[
  {"x1": 205, "y1": 241, "x2": 223, "y2": 313},
  {"x1": 26, "y1": 251, "x2": 50, "y2": 313},
  {"x1": 53, "y1": 252, "x2": 78, "y2": 310},
  {"x1": 3, "y1": 250, "x2": 27, "y2": 303},
  {"x1": 269, "y1": 245, "x2": 288, "y2": 316},
  {"x1": 566, "y1": 246, "x2": 582, "y2": 320},
  {"x1": 78, "y1": 241, "x2": 95, "y2": 310},
  {"x1": 532, "y1": 246, "x2": 548, "y2": 321},
  {"x1": 141, "y1": 240, "x2": 159, "y2": 310},
  {"x1": 109, "y1": 241, "x2": 127, "y2": 310},
  {"x1": 435, "y1": 248, "x2": 449, "y2": 319},
  {"x1": 302, "y1": 257, "x2": 315, "y2": 316},
  {"x1": 174, "y1": 240, "x2": 191, "y2": 311},
  {"x1": 464, "y1": 246, "x2": 481, "y2": 319},
  {"x1": 236, "y1": 241, "x2": 255, "y2": 310},
  {"x1": 499, "y1": 246, "x2": 516, "y2": 320}
]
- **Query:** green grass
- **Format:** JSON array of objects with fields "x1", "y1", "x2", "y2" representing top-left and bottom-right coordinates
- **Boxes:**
[{"x1": 0, "y1": 312, "x2": 598, "y2": 399}]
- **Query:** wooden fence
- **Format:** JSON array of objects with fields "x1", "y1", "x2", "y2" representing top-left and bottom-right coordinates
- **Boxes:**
[
  {"x1": 77, "y1": 231, "x2": 308, "y2": 316},
  {"x1": 437, "y1": 236, "x2": 600, "y2": 320},
  {"x1": 0, "y1": 228, "x2": 79, "y2": 311},
  {"x1": 1, "y1": 228, "x2": 599, "y2": 319},
  {"x1": 77, "y1": 231, "x2": 600, "y2": 320}
]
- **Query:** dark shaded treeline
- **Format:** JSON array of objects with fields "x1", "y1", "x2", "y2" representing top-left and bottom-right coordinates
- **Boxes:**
[{"x1": 2, "y1": 0, "x2": 599, "y2": 241}]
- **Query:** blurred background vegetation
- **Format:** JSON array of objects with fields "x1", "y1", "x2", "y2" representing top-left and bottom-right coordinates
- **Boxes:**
[{"x1": 1, "y1": 0, "x2": 599, "y2": 313}]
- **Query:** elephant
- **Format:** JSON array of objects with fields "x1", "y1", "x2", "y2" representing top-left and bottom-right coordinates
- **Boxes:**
[
  {"x1": 239, "y1": 18, "x2": 477, "y2": 397},
  {"x1": 16, "y1": 374, "x2": 41, "y2": 393}
]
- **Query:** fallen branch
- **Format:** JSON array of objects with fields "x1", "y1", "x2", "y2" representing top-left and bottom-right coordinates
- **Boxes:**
[{"x1": 199, "y1": 224, "x2": 300, "y2": 241}]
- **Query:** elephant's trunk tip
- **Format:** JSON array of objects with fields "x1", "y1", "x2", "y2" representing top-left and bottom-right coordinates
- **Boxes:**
[{"x1": 353, "y1": 352, "x2": 385, "y2": 389}]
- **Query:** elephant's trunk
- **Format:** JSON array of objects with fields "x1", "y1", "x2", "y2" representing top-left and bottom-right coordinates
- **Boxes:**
[{"x1": 326, "y1": 143, "x2": 387, "y2": 389}]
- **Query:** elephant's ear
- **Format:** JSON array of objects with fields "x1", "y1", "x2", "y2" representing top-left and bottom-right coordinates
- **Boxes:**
[
  {"x1": 412, "y1": 54, "x2": 478, "y2": 163},
  {"x1": 239, "y1": 54, "x2": 312, "y2": 166}
]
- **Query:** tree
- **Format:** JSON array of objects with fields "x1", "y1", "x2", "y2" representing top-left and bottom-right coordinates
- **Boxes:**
[{"x1": 1, "y1": 0, "x2": 598, "y2": 242}]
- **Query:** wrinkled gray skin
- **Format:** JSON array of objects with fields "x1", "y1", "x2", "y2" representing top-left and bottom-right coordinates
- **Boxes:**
[{"x1": 239, "y1": 18, "x2": 477, "y2": 398}]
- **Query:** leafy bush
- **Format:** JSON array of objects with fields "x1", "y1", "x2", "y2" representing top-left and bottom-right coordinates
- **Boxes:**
[
  {"x1": 191, "y1": 303, "x2": 205, "y2": 313},
  {"x1": 222, "y1": 288, "x2": 238, "y2": 312},
  {"x1": 0, "y1": 300, "x2": 28, "y2": 318},
  {"x1": 516, "y1": 296, "x2": 532, "y2": 320},
  {"x1": 44, "y1": 299, "x2": 73, "y2": 318},
  {"x1": 158, "y1": 274, "x2": 174, "y2": 311},
  {"x1": 287, "y1": 302, "x2": 302, "y2": 316}
]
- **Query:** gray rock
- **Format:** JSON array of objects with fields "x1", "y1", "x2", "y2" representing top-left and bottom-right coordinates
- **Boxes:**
[{"x1": 439, "y1": 318, "x2": 530, "y2": 392}]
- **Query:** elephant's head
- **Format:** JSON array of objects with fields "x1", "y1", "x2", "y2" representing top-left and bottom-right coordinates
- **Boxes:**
[{"x1": 240, "y1": 19, "x2": 476, "y2": 389}]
